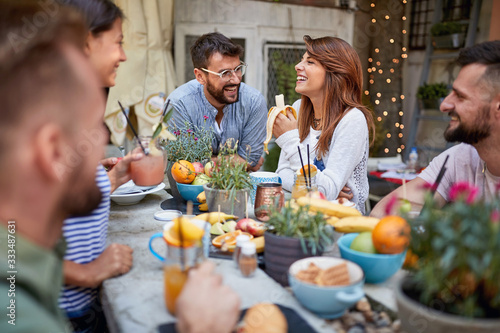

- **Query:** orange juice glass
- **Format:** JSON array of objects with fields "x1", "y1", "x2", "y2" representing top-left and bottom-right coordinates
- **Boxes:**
[
  {"x1": 130, "y1": 136, "x2": 167, "y2": 186},
  {"x1": 163, "y1": 240, "x2": 204, "y2": 315},
  {"x1": 291, "y1": 174, "x2": 318, "y2": 199}
]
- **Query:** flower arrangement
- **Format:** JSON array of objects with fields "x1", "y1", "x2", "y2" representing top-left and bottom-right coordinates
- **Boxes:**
[
  {"x1": 209, "y1": 139, "x2": 252, "y2": 192},
  {"x1": 407, "y1": 181, "x2": 500, "y2": 318},
  {"x1": 162, "y1": 119, "x2": 213, "y2": 163},
  {"x1": 266, "y1": 203, "x2": 334, "y2": 255}
]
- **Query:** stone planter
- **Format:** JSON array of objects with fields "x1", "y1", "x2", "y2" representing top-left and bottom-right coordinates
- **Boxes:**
[
  {"x1": 165, "y1": 161, "x2": 180, "y2": 198},
  {"x1": 432, "y1": 32, "x2": 465, "y2": 49},
  {"x1": 395, "y1": 275, "x2": 500, "y2": 333},
  {"x1": 202, "y1": 184, "x2": 250, "y2": 218},
  {"x1": 264, "y1": 232, "x2": 322, "y2": 287}
]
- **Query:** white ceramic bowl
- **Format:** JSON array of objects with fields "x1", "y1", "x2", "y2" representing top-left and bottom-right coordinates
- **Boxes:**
[{"x1": 110, "y1": 183, "x2": 165, "y2": 205}]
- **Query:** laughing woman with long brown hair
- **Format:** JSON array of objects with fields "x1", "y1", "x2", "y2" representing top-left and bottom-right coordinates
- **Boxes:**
[{"x1": 274, "y1": 36, "x2": 375, "y2": 213}]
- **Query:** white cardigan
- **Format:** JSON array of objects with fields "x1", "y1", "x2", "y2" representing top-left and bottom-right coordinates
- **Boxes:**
[{"x1": 275, "y1": 100, "x2": 370, "y2": 214}]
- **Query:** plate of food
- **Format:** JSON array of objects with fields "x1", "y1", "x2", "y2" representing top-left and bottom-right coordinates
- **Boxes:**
[{"x1": 110, "y1": 181, "x2": 165, "y2": 205}]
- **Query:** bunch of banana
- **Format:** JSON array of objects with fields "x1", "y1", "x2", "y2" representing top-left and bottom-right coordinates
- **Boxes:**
[
  {"x1": 264, "y1": 94, "x2": 297, "y2": 154},
  {"x1": 296, "y1": 197, "x2": 361, "y2": 218},
  {"x1": 198, "y1": 203, "x2": 208, "y2": 211},
  {"x1": 251, "y1": 236, "x2": 265, "y2": 253},
  {"x1": 196, "y1": 212, "x2": 238, "y2": 225},
  {"x1": 330, "y1": 216, "x2": 380, "y2": 233},
  {"x1": 196, "y1": 191, "x2": 206, "y2": 204}
]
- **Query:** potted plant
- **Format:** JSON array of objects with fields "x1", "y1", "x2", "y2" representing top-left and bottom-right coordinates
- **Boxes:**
[
  {"x1": 203, "y1": 139, "x2": 253, "y2": 218},
  {"x1": 264, "y1": 203, "x2": 334, "y2": 286},
  {"x1": 416, "y1": 82, "x2": 449, "y2": 110},
  {"x1": 395, "y1": 182, "x2": 500, "y2": 333},
  {"x1": 430, "y1": 21, "x2": 466, "y2": 49},
  {"x1": 161, "y1": 118, "x2": 213, "y2": 197}
]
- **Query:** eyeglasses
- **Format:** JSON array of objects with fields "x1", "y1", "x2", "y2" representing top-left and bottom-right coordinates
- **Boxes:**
[{"x1": 201, "y1": 62, "x2": 247, "y2": 81}]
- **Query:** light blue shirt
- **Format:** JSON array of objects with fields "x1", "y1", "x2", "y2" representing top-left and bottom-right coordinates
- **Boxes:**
[{"x1": 166, "y1": 79, "x2": 268, "y2": 166}]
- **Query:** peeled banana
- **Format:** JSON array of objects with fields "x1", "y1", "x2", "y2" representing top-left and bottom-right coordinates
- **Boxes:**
[
  {"x1": 197, "y1": 191, "x2": 206, "y2": 204},
  {"x1": 264, "y1": 94, "x2": 297, "y2": 154},
  {"x1": 296, "y1": 197, "x2": 362, "y2": 218},
  {"x1": 195, "y1": 212, "x2": 239, "y2": 225},
  {"x1": 331, "y1": 216, "x2": 380, "y2": 233}
]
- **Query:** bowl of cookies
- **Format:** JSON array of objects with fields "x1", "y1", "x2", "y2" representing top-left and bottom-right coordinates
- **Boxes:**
[{"x1": 288, "y1": 257, "x2": 365, "y2": 319}]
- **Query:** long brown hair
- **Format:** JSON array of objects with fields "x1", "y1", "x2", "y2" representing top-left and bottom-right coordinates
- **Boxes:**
[{"x1": 298, "y1": 35, "x2": 375, "y2": 159}]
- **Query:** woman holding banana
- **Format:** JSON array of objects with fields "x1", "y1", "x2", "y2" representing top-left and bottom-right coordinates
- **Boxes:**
[{"x1": 274, "y1": 36, "x2": 375, "y2": 214}]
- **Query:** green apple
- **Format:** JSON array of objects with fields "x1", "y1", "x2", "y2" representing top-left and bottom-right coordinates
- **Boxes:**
[
  {"x1": 210, "y1": 222, "x2": 225, "y2": 235},
  {"x1": 222, "y1": 220, "x2": 236, "y2": 233},
  {"x1": 191, "y1": 174, "x2": 210, "y2": 185},
  {"x1": 350, "y1": 232, "x2": 377, "y2": 254},
  {"x1": 399, "y1": 199, "x2": 412, "y2": 214}
]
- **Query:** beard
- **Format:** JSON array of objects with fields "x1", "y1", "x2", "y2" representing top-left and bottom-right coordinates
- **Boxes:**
[
  {"x1": 444, "y1": 106, "x2": 491, "y2": 144},
  {"x1": 61, "y1": 166, "x2": 103, "y2": 217},
  {"x1": 206, "y1": 79, "x2": 240, "y2": 105}
]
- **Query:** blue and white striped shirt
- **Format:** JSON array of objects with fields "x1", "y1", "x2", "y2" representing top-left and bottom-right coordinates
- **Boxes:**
[
  {"x1": 166, "y1": 79, "x2": 268, "y2": 166},
  {"x1": 59, "y1": 164, "x2": 110, "y2": 313}
]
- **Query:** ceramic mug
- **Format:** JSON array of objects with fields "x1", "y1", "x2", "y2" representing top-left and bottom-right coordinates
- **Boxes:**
[
  {"x1": 249, "y1": 171, "x2": 281, "y2": 204},
  {"x1": 254, "y1": 183, "x2": 284, "y2": 222}
]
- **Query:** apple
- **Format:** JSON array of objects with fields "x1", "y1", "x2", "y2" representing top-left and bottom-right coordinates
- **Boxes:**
[
  {"x1": 204, "y1": 161, "x2": 215, "y2": 177},
  {"x1": 236, "y1": 218, "x2": 253, "y2": 232},
  {"x1": 192, "y1": 162, "x2": 205, "y2": 174},
  {"x1": 246, "y1": 220, "x2": 266, "y2": 237},
  {"x1": 191, "y1": 174, "x2": 210, "y2": 185},
  {"x1": 305, "y1": 191, "x2": 326, "y2": 200}
]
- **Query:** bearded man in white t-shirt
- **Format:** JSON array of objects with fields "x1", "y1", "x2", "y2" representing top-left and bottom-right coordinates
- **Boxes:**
[{"x1": 371, "y1": 40, "x2": 500, "y2": 218}]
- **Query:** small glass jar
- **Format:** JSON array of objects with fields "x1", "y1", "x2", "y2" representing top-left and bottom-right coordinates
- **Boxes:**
[
  {"x1": 291, "y1": 173, "x2": 318, "y2": 199},
  {"x1": 239, "y1": 242, "x2": 257, "y2": 277},
  {"x1": 233, "y1": 234, "x2": 251, "y2": 268}
]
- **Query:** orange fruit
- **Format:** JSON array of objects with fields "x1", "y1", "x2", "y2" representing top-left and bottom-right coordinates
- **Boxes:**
[
  {"x1": 372, "y1": 215, "x2": 410, "y2": 254},
  {"x1": 212, "y1": 230, "x2": 253, "y2": 248},
  {"x1": 171, "y1": 160, "x2": 196, "y2": 184},
  {"x1": 403, "y1": 249, "x2": 419, "y2": 269},
  {"x1": 299, "y1": 164, "x2": 317, "y2": 178}
]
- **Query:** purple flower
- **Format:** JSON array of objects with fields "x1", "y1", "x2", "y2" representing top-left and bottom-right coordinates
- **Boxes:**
[{"x1": 449, "y1": 182, "x2": 479, "y2": 204}]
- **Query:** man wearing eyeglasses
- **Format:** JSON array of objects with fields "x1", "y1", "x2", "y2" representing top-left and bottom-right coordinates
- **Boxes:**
[{"x1": 167, "y1": 32, "x2": 267, "y2": 171}]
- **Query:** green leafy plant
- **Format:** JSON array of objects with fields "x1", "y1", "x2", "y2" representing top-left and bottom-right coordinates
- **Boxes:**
[
  {"x1": 407, "y1": 182, "x2": 500, "y2": 318},
  {"x1": 430, "y1": 22, "x2": 465, "y2": 36},
  {"x1": 209, "y1": 139, "x2": 253, "y2": 192},
  {"x1": 416, "y1": 82, "x2": 449, "y2": 100},
  {"x1": 161, "y1": 119, "x2": 213, "y2": 163},
  {"x1": 266, "y1": 203, "x2": 334, "y2": 255}
]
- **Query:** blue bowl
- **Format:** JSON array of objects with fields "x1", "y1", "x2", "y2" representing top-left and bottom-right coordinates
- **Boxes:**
[
  {"x1": 288, "y1": 257, "x2": 365, "y2": 319},
  {"x1": 337, "y1": 233, "x2": 406, "y2": 284},
  {"x1": 176, "y1": 182, "x2": 204, "y2": 204}
]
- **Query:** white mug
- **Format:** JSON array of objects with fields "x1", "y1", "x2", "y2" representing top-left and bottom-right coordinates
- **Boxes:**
[{"x1": 249, "y1": 171, "x2": 281, "y2": 204}]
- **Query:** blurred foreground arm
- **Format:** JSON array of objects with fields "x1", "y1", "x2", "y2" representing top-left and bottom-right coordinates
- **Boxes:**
[
  {"x1": 369, "y1": 177, "x2": 446, "y2": 218},
  {"x1": 176, "y1": 261, "x2": 241, "y2": 333}
]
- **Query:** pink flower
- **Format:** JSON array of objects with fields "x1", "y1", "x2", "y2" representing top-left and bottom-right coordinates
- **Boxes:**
[
  {"x1": 495, "y1": 182, "x2": 500, "y2": 194},
  {"x1": 174, "y1": 130, "x2": 180, "y2": 136},
  {"x1": 421, "y1": 182, "x2": 434, "y2": 190},
  {"x1": 490, "y1": 210, "x2": 500, "y2": 224},
  {"x1": 449, "y1": 182, "x2": 479, "y2": 204},
  {"x1": 385, "y1": 195, "x2": 398, "y2": 216},
  {"x1": 203, "y1": 115, "x2": 209, "y2": 120},
  {"x1": 194, "y1": 137, "x2": 198, "y2": 141},
  {"x1": 187, "y1": 129, "x2": 193, "y2": 133}
]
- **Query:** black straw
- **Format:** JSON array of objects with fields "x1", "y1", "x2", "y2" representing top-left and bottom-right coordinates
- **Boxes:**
[
  {"x1": 297, "y1": 146, "x2": 309, "y2": 188},
  {"x1": 118, "y1": 101, "x2": 148, "y2": 155},
  {"x1": 307, "y1": 144, "x2": 311, "y2": 189},
  {"x1": 432, "y1": 155, "x2": 449, "y2": 194},
  {"x1": 160, "y1": 99, "x2": 171, "y2": 120}
]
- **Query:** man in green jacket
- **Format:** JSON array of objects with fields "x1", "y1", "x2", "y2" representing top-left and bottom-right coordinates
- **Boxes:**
[{"x1": 0, "y1": 2, "x2": 108, "y2": 331}]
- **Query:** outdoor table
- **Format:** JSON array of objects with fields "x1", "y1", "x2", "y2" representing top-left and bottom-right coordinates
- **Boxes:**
[{"x1": 102, "y1": 181, "x2": 403, "y2": 333}]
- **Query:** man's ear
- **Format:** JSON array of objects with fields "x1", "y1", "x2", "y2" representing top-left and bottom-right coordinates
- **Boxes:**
[
  {"x1": 33, "y1": 124, "x2": 67, "y2": 182},
  {"x1": 194, "y1": 68, "x2": 207, "y2": 85},
  {"x1": 83, "y1": 31, "x2": 94, "y2": 57}
]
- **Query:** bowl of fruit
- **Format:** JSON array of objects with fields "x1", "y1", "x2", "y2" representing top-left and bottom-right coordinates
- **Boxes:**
[
  {"x1": 171, "y1": 160, "x2": 211, "y2": 204},
  {"x1": 337, "y1": 216, "x2": 409, "y2": 284}
]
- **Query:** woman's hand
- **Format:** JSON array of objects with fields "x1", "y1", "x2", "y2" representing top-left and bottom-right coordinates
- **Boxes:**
[{"x1": 273, "y1": 109, "x2": 298, "y2": 139}]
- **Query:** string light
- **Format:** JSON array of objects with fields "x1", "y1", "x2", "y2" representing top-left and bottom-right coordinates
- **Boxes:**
[{"x1": 367, "y1": 0, "x2": 407, "y2": 154}]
